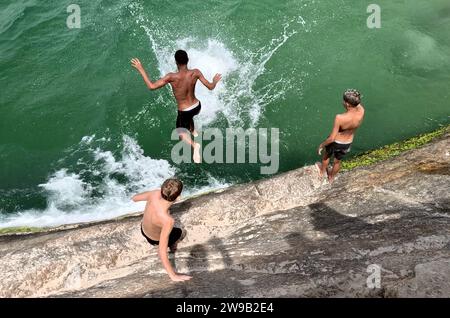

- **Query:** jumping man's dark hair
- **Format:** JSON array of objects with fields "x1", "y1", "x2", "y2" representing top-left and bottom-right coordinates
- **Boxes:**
[{"x1": 175, "y1": 50, "x2": 189, "y2": 65}]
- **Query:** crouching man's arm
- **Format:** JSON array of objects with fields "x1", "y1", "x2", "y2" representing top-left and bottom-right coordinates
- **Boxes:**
[
  {"x1": 159, "y1": 217, "x2": 192, "y2": 282},
  {"x1": 132, "y1": 190, "x2": 159, "y2": 202}
]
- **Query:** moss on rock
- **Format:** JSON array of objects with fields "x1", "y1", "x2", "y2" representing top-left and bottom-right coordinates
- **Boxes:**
[{"x1": 342, "y1": 125, "x2": 449, "y2": 171}]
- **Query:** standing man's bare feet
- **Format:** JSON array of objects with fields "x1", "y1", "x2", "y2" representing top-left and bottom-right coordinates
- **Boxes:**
[
  {"x1": 326, "y1": 167, "x2": 335, "y2": 184},
  {"x1": 315, "y1": 162, "x2": 325, "y2": 180},
  {"x1": 193, "y1": 143, "x2": 201, "y2": 163}
]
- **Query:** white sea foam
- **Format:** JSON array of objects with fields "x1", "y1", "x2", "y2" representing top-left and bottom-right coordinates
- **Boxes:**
[{"x1": 0, "y1": 135, "x2": 229, "y2": 229}]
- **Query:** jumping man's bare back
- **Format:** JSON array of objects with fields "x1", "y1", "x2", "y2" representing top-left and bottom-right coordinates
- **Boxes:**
[
  {"x1": 130, "y1": 59, "x2": 221, "y2": 110},
  {"x1": 168, "y1": 69, "x2": 222, "y2": 110}
]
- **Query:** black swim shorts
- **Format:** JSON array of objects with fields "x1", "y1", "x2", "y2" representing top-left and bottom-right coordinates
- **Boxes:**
[
  {"x1": 176, "y1": 102, "x2": 201, "y2": 133},
  {"x1": 140, "y1": 223, "x2": 183, "y2": 247},
  {"x1": 325, "y1": 142, "x2": 352, "y2": 160}
]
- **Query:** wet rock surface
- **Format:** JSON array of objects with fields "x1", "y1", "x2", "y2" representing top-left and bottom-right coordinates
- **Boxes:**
[{"x1": 1, "y1": 131, "x2": 449, "y2": 298}]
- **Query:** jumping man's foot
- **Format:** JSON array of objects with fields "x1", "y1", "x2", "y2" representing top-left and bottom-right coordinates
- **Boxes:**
[
  {"x1": 192, "y1": 130, "x2": 199, "y2": 138},
  {"x1": 193, "y1": 143, "x2": 201, "y2": 163}
]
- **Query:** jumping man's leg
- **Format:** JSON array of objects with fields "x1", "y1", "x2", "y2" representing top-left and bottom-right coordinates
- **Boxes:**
[
  {"x1": 179, "y1": 131, "x2": 201, "y2": 163},
  {"x1": 190, "y1": 119, "x2": 198, "y2": 137},
  {"x1": 179, "y1": 131, "x2": 195, "y2": 147}
]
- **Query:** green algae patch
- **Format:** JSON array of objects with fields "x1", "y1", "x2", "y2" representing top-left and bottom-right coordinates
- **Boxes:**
[
  {"x1": 342, "y1": 125, "x2": 449, "y2": 171},
  {"x1": 0, "y1": 227, "x2": 43, "y2": 235}
]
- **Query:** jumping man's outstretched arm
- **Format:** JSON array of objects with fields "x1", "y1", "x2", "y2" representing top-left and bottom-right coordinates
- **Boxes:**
[
  {"x1": 318, "y1": 115, "x2": 341, "y2": 155},
  {"x1": 131, "y1": 58, "x2": 171, "y2": 90},
  {"x1": 195, "y1": 69, "x2": 222, "y2": 90}
]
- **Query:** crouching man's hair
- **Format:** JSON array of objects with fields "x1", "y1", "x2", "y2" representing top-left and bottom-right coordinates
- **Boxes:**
[{"x1": 161, "y1": 178, "x2": 183, "y2": 202}]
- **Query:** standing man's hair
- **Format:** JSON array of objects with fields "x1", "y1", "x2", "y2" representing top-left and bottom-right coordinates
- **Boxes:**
[
  {"x1": 343, "y1": 89, "x2": 361, "y2": 107},
  {"x1": 161, "y1": 178, "x2": 183, "y2": 202},
  {"x1": 175, "y1": 50, "x2": 189, "y2": 65}
]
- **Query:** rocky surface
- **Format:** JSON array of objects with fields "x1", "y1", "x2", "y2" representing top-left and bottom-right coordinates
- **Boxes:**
[{"x1": 0, "y1": 130, "x2": 449, "y2": 298}]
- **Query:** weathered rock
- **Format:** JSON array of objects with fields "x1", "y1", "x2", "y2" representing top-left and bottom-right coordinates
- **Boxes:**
[{"x1": 0, "y1": 130, "x2": 449, "y2": 298}]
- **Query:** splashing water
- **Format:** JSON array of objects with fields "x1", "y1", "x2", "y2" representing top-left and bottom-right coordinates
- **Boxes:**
[
  {"x1": 0, "y1": 135, "x2": 228, "y2": 228},
  {"x1": 0, "y1": 3, "x2": 306, "y2": 229},
  {"x1": 132, "y1": 4, "x2": 307, "y2": 127}
]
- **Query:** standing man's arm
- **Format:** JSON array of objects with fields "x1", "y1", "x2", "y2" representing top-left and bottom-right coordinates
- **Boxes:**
[
  {"x1": 131, "y1": 58, "x2": 171, "y2": 90},
  {"x1": 318, "y1": 115, "x2": 341, "y2": 155},
  {"x1": 158, "y1": 218, "x2": 192, "y2": 282},
  {"x1": 195, "y1": 69, "x2": 222, "y2": 90}
]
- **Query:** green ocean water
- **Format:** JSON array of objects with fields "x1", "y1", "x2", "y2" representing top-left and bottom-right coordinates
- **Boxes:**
[{"x1": 0, "y1": 0, "x2": 449, "y2": 227}]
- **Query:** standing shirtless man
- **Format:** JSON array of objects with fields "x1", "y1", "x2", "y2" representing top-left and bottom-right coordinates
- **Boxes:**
[
  {"x1": 131, "y1": 50, "x2": 222, "y2": 163},
  {"x1": 317, "y1": 89, "x2": 365, "y2": 183},
  {"x1": 133, "y1": 178, "x2": 191, "y2": 282}
]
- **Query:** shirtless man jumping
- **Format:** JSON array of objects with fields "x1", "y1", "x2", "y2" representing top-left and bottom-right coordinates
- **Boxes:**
[
  {"x1": 131, "y1": 50, "x2": 222, "y2": 163},
  {"x1": 132, "y1": 178, "x2": 191, "y2": 282},
  {"x1": 316, "y1": 89, "x2": 365, "y2": 183}
]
